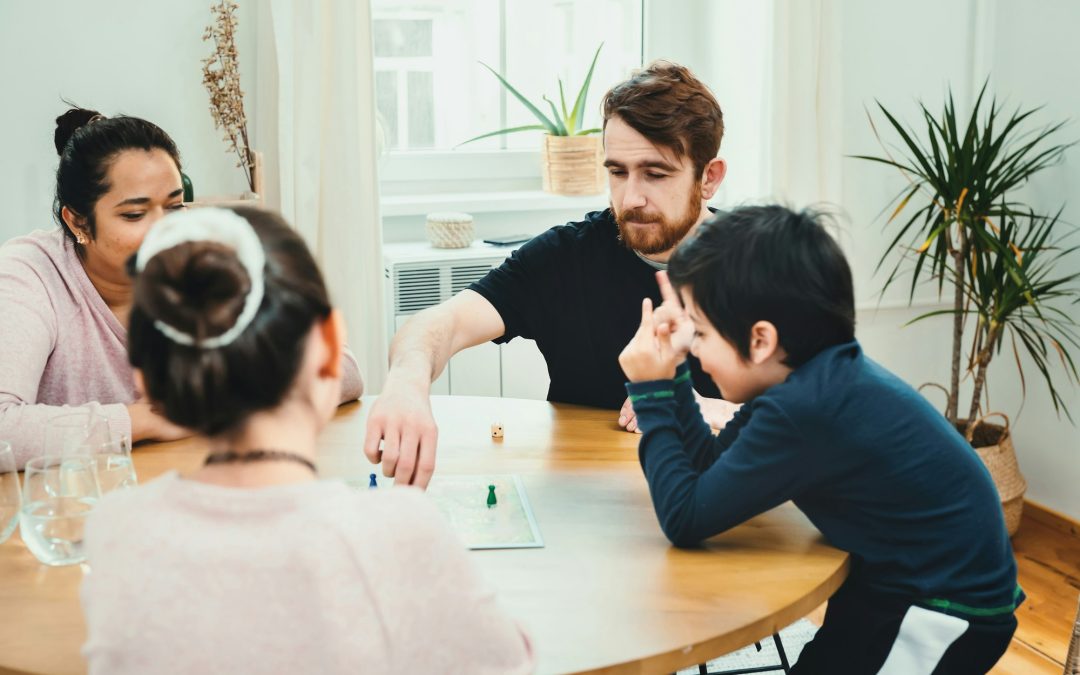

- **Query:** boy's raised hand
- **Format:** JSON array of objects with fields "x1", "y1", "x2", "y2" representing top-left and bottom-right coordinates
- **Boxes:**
[
  {"x1": 619, "y1": 298, "x2": 682, "y2": 382},
  {"x1": 652, "y1": 270, "x2": 694, "y2": 359}
]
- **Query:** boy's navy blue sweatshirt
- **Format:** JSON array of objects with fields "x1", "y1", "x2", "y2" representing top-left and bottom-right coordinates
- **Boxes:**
[{"x1": 626, "y1": 340, "x2": 1022, "y2": 618}]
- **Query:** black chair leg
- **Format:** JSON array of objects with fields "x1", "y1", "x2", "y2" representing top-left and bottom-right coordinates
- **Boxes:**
[
  {"x1": 772, "y1": 632, "x2": 791, "y2": 674},
  {"x1": 693, "y1": 632, "x2": 791, "y2": 675}
]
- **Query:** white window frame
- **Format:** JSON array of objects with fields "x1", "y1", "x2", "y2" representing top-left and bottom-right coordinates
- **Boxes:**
[{"x1": 376, "y1": 0, "x2": 645, "y2": 196}]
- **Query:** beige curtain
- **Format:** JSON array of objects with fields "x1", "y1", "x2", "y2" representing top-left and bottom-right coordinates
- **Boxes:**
[
  {"x1": 770, "y1": 0, "x2": 844, "y2": 208},
  {"x1": 260, "y1": 0, "x2": 387, "y2": 393}
]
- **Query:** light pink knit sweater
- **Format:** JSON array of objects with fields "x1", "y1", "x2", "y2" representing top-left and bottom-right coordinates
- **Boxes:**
[
  {"x1": 81, "y1": 473, "x2": 535, "y2": 674},
  {"x1": 0, "y1": 229, "x2": 362, "y2": 468}
]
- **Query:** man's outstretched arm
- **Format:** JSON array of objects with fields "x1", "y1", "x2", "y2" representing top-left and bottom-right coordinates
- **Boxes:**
[{"x1": 364, "y1": 289, "x2": 506, "y2": 487}]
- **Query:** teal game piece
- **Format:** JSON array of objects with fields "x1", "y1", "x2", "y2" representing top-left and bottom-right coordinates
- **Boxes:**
[
  {"x1": 368, "y1": 473, "x2": 378, "y2": 489},
  {"x1": 486, "y1": 484, "x2": 497, "y2": 508}
]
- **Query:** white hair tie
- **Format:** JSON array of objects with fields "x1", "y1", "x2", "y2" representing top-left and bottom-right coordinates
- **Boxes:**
[{"x1": 135, "y1": 207, "x2": 266, "y2": 349}]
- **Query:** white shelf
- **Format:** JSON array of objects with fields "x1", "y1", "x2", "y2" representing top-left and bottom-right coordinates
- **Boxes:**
[
  {"x1": 382, "y1": 240, "x2": 522, "y2": 264},
  {"x1": 379, "y1": 189, "x2": 608, "y2": 218}
]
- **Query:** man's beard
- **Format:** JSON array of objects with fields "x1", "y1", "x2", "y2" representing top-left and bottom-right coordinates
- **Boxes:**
[{"x1": 614, "y1": 182, "x2": 703, "y2": 255}]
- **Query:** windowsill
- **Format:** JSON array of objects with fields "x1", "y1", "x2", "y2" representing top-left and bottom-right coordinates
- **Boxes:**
[{"x1": 379, "y1": 189, "x2": 609, "y2": 218}]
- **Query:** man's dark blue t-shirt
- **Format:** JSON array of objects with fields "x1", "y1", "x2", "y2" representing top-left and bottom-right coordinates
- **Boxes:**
[{"x1": 469, "y1": 208, "x2": 721, "y2": 409}]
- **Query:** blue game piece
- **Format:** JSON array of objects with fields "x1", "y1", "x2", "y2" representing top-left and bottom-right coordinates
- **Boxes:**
[{"x1": 369, "y1": 473, "x2": 378, "y2": 489}]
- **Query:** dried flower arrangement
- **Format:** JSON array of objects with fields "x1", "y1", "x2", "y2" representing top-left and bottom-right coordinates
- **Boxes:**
[{"x1": 202, "y1": 0, "x2": 255, "y2": 192}]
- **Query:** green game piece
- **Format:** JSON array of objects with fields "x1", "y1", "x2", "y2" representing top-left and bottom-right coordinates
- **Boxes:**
[{"x1": 486, "y1": 484, "x2": 497, "y2": 509}]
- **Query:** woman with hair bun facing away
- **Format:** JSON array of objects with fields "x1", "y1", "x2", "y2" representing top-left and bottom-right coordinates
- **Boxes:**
[
  {"x1": 80, "y1": 206, "x2": 534, "y2": 675},
  {"x1": 0, "y1": 107, "x2": 363, "y2": 467}
]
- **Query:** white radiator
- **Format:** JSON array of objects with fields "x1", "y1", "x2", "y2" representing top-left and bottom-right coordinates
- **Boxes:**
[{"x1": 383, "y1": 242, "x2": 549, "y2": 399}]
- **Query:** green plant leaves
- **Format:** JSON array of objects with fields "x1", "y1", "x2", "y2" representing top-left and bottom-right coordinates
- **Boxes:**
[
  {"x1": 856, "y1": 81, "x2": 1078, "y2": 424},
  {"x1": 458, "y1": 43, "x2": 604, "y2": 146}
]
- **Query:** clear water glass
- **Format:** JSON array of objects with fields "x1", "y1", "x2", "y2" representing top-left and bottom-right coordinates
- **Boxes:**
[
  {"x1": 20, "y1": 455, "x2": 100, "y2": 566},
  {"x1": 75, "y1": 438, "x2": 137, "y2": 494},
  {"x1": 0, "y1": 442, "x2": 20, "y2": 544},
  {"x1": 43, "y1": 410, "x2": 112, "y2": 456}
]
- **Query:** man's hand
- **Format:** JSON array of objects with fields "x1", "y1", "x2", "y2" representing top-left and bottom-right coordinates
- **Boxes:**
[
  {"x1": 651, "y1": 270, "x2": 693, "y2": 360},
  {"x1": 363, "y1": 376, "x2": 439, "y2": 488},
  {"x1": 694, "y1": 392, "x2": 741, "y2": 431},
  {"x1": 618, "y1": 396, "x2": 641, "y2": 433},
  {"x1": 619, "y1": 298, "x2": 683, "y2": 383}
]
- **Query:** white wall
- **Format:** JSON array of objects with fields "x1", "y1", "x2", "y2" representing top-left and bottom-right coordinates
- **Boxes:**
[
  {"x1": 0, "y1": 1, "x2": 258, "y2": 244},
  {"x1": 980, "y1": 0, "x2": 1080, "y2": 519}
]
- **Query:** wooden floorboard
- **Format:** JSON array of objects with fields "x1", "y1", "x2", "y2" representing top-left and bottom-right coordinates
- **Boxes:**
[
  {"x1": 1010, "y1": 512, "x2": 1080, "y2": 665},
  {"x1": 991, "y1": 638, "x2": 1061, "y2": 675}
]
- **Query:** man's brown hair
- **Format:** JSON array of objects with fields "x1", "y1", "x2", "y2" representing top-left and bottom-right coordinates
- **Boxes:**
[{"x1": 601, "y1": 61, "x2": 724, "y2": 177}]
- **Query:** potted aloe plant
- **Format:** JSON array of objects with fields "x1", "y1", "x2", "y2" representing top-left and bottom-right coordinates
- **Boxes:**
[
  {"x1": 461, "y1": 44, "x2": 605, "y2": 195},
  {"x1": 856, "y1": 83, "x2": 1080, "y2": 535}
]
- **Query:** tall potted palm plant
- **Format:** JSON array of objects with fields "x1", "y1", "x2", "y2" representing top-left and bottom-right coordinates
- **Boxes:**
[{"x1": 856, "y1": 84, "x2": 1080, "y2": 534}]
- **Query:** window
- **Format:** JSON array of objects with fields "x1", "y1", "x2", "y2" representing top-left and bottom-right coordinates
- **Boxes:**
[
  {"x1": 373, "y1": 18, "x2": 437, "y2": 150},
  {"x1": 372, "y1": 0, "x2": 643, "y2": 181}
]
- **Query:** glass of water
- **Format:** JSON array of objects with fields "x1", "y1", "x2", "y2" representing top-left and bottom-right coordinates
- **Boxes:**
[
  {"x1": 20, "y1": 455, "x2": 100, "y2": 566},
  {"x1": 0, "y1": 442, "x2": 20, "y2": 544},
  {"x1": 75, "y1": 438, "x2": 137, "y2": 495},
  {"x1": 43, "y1": 410, "x2": 112, "y2": 456}
]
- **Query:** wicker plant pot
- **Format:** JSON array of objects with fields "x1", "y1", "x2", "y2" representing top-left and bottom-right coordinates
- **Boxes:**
[
  {"x1": 541, "y1": 135, "x2": 605, "y2": 196},
  {"x1": 958, "y1": 414, "x2": 1027, "y2": 537}
]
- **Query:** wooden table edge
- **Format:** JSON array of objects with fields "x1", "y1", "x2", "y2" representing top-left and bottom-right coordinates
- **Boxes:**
[{"x1": 574, "y1": 554, "x2": 850, "y2": 675}]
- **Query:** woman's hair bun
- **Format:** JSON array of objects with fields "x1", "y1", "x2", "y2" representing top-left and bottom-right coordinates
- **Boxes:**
[
  {"x1": 134, "y1": 242, "x2": 252, "y2": 345},
  {"x1": 53, "y1": 106, "x2": 104, "y2": 155}
]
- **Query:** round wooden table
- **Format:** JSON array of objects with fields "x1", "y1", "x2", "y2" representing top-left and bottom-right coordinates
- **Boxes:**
[{"x1": 0, "y1": 396, "x2": 848, "y2": 675}]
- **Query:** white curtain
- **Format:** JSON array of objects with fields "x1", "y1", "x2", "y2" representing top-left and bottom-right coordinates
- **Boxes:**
[
  {"x1": 259, "y1": 0, "x2": 387, "y2": 393},
  {"x1": 770, "y1": 0, "x2": 844, "y2": 209}
]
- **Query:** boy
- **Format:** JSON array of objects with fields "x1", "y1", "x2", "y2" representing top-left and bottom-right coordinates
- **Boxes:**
[{"x1": 618, "y1": 206, "x2": 1021, "y2": 674}]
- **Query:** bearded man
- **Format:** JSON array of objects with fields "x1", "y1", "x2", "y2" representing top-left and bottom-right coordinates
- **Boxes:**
[{"x1": 365, "y1": 61, "x2": 735, "y2": 487}]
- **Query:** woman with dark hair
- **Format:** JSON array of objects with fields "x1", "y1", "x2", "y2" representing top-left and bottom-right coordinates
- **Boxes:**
[
  {"x1": 81, "y1": 206, "x2": 533, "y2": 674},
  {"x1": 0, "y1": 107, "x2": 363, "y2": 467}
]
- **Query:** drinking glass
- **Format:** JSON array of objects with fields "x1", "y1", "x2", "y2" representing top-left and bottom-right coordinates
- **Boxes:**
[
  {"x1": 20, "y1": 456, "x2": 100, "y2": 566},
  {"x1": 0, "y1": 442, "x2": 19, "y2": 544},
  {"x1": 43, "y1": 410, "x2": 112, "y2": 456},
  {"x1": 75, "y1": 438, "x2": 137, "y2": 495}
]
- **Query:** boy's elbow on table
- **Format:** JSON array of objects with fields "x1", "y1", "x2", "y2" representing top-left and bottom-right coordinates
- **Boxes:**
[{"x1": 658, "y1": 510, "x2": 708, "y2": 549}]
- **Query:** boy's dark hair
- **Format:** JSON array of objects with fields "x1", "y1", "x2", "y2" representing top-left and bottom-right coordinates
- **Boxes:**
[
  {"x1": 54, "y1": 105, "x2": 182, "y2": 243},
  {"x1": 601, "y1": 61, "x2": 723, "y2": 178},
  {"x1": 668, "y1": 205, "x2": 855, "y2": 368},
  {"x1": 128, "y1": 206, "x2": 332, "y2": 436}
]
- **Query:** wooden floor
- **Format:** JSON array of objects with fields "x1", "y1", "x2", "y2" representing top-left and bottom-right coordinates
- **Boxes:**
[
  {"x1": 804, "y1": 505, "x2": 1079, "y2": 673},
  {"x1": 994, "y1": 506, "x2": 1079, "y2": 674}
]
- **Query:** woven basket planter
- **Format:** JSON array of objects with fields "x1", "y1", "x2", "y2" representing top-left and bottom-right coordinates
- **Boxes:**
[
  {"x1": 959, "y1": 415, "x2": 1027, "y2": 537},
  {"x1": 425, "y1": 212, "x2": 474, "y2": 249},
  {"x1": 541, "y1": 135, "x2": 605, "y2": 196}
]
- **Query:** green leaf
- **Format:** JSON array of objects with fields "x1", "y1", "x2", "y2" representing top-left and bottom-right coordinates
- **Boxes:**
[
  {"x1": 479, "y1": 62, "x2": 559, "y2": 135},
  {"x1": 570, "y1": 43, "x2": 604, "y2": 135},
  {"x1": 558, "y1": 79, "x2": 571, "y2": 134},
  {"x1": 543, "y1": 96, "x2": 568, "y2": 136},
  {"x1": 456, "y1": 124, "x2": 549, "y2": 148}
]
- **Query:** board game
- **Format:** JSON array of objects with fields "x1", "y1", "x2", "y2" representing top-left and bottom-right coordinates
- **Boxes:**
[{"x1": 352, "y1": 473, "x2": 544, "y2": 550}]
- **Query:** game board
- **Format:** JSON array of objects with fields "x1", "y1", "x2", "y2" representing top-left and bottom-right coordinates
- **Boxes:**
[{"x1": 352, "y1": 473, "x2": 544, "y2": 550}]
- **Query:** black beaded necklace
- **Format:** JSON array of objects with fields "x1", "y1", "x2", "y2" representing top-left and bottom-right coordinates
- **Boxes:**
[{"x1": 204, "y1": 449, "x2": 317, "y2": 474}]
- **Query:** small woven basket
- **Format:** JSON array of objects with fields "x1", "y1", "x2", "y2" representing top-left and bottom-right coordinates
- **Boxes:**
[
  {"x1": 964, "y1": 414, "x2": 1027, "y2": 537},
  {"x1": 426, "y1": 212, "x2": 474, "y2": 249}
]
